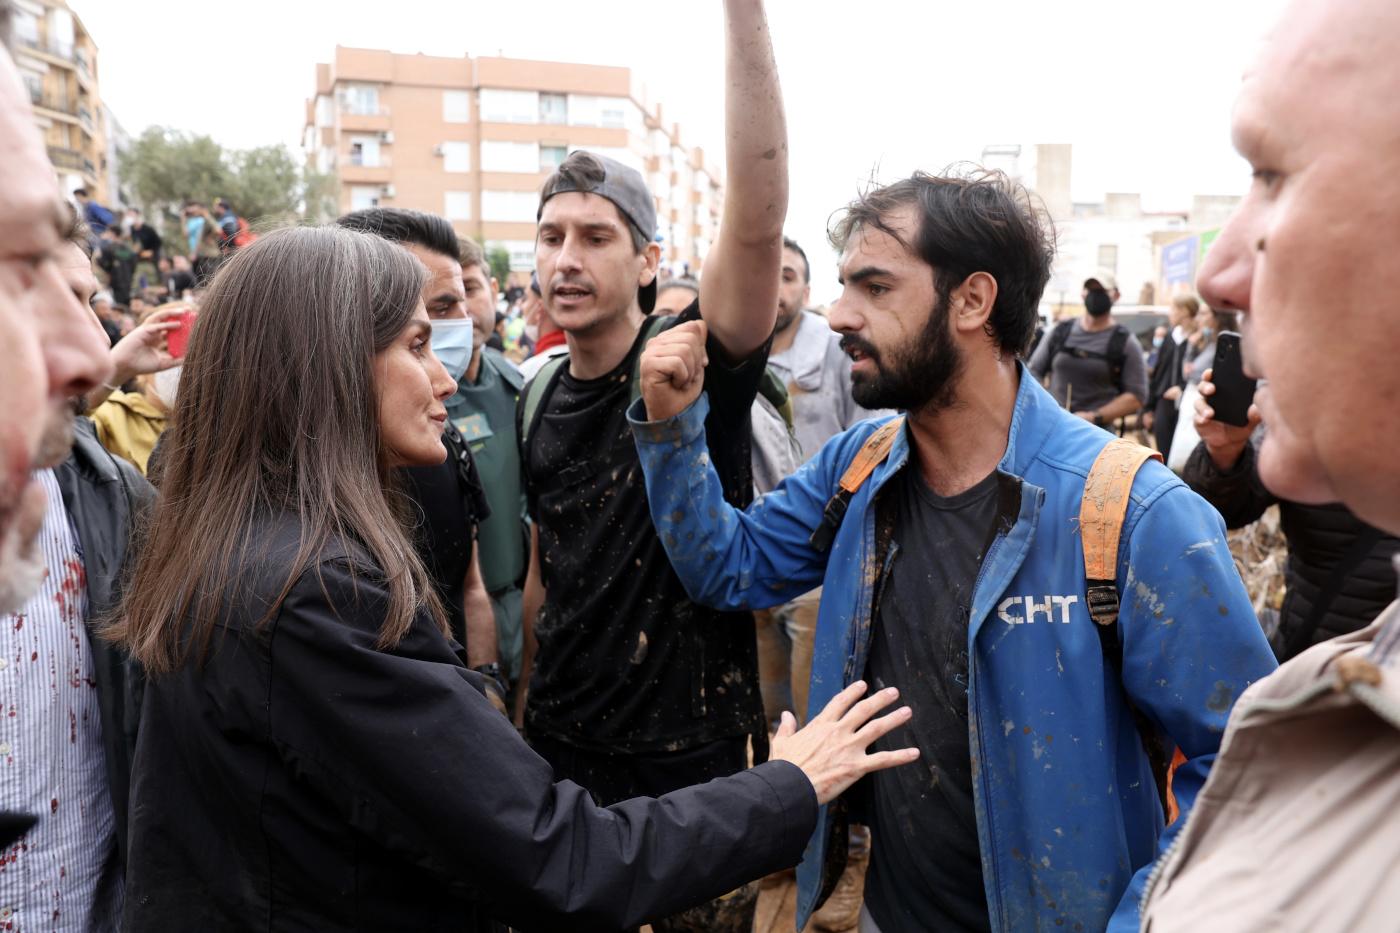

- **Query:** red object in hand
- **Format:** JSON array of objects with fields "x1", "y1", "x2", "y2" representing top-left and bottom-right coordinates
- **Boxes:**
[{"x1": 167, "y1": 310, "x2": 197, "y2": 359}]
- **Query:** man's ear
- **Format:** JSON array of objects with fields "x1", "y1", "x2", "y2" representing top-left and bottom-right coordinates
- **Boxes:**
[
  {"x1": 952, "y1": 271, "x2": 998, "y2": 334},
  {"x1": 640, "y1": 242, "x2": 662, "y2": 287}
]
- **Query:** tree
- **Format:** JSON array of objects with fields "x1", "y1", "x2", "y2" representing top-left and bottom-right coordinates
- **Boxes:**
[
  {"x1": 487, "y1": 245, "x2": 512, "y2": 287},
  {"x1": 121, "y1": 127, "x2": 334, "y2": 244}
]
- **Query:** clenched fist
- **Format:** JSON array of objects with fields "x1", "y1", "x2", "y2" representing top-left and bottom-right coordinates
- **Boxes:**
[{"x1": 639, "y1": 320, "x2": 709, "y2": 421}]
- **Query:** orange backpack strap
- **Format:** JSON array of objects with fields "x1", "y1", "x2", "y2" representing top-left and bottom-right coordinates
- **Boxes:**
[
  {"x1": 1079, "y1": 438, "x2": 1186, "y2": 822},
  {"x1": 808, "y1": 417, "x2": 905, "y2": 552},
  {"x1": 1079, "y1": 438, "x2": 1163, "y2": 625}
]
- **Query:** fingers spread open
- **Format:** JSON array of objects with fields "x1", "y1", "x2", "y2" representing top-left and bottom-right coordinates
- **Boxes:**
[
  {"x1": 813, "y1": 680, "x2": 869, "y2": 724},
  {"x1": 841, "y1": 687, "x2": 901, "y2": 728},
  {"x1": 853, "y1": 705, "x2": 912, "y2": 745}
]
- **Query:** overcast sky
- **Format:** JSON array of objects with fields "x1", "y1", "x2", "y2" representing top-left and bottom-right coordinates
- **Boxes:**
[{"x1": 71, "y1": 0, "x2": 1287, "y2": 302}]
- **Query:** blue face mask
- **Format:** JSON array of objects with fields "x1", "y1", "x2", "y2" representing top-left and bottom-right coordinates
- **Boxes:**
[{"x1": 430, "y1": 318, "x2": 474, "y2": 383}]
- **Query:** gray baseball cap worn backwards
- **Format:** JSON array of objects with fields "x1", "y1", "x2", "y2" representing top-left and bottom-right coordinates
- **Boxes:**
[{"x1": 538, "y1": 151, "x2": 659, "y2": 313}]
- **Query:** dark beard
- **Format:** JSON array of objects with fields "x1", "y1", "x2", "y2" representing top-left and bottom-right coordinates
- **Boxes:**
[
  {"x1": 845, "y1": 292, "x2": 962, "y2": 412},
  {"x1": 774, "y1": 305, "x2": 801, "y2": 336}
]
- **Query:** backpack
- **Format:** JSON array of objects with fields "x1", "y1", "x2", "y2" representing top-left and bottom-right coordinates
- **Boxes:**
[
  {"x1": 519, "y1": 315, "x2": 793, "y2": 450},
  {"x1": 809, "y1": 424, "x2": 1186, "y2": 822},
  {"x1": 232, "y1": 216, "x2": 257, "y2": 249},
  {"x1": 1045, "y1": 318, "x2": 1132, "y2": 390}
]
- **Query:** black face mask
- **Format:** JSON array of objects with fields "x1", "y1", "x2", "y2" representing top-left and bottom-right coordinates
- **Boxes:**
[{"x1": 1085, "y1": 290, "x2": 1113, "y2": 317}]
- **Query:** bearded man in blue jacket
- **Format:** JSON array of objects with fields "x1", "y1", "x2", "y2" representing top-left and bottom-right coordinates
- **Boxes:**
[{"x1": 625, "y1": 170, "x2": 1277, "y2": 933}]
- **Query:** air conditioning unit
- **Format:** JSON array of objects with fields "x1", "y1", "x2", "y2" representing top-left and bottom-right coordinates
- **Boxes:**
[
  {"x1": 432, "y1": 144, "x2": 445, "y2": 157},
  {"x1": 381, "y1": 184, "x2": 396, "y2": 198},
  {"x1": 380, "y1": 131, "x2": 394, "y2": 144}
]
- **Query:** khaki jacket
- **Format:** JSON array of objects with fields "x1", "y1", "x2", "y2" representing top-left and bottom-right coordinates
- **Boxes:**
[
  {"x1": 1141, "y1": 589, "x2": 1400, "y2": 932},
  {"x1": 89, "y1": 390, "x2": 167, "y2": 475}
]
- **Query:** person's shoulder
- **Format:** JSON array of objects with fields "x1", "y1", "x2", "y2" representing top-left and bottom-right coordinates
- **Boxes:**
[{"x1": 483, "y1": 346, "x2": 524, "y2": 391}]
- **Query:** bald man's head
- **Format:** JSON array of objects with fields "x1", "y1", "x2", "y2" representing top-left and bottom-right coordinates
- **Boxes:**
[{"x1": 1196, "y1": 0, "x2": 1400, "y2": 534}]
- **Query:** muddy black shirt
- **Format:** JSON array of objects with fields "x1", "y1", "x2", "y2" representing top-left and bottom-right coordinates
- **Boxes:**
[
  {"x1": 862, "y1": 467, "x2": 1000, "y2": 933},
  {"x1": 521, "y1": 303, "x2": 767, "y2": 753}
]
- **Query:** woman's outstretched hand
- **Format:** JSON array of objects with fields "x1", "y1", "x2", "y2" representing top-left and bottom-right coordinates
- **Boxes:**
[{"x1": 769, "y1": 680, "x2": 918, "y2": 805}]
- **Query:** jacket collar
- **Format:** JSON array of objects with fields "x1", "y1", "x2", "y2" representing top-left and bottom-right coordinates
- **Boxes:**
[
  {"x1": 871, "y1": 362, "x2": 1056, "y2": 491},
  {"x1": 772, "y1": 311, "x2": 831, "y2": 392}
]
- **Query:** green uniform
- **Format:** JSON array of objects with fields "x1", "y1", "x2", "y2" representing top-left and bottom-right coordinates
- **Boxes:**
[{"x1": 446, "y1": 347, "x2": 527, "y2": 678}]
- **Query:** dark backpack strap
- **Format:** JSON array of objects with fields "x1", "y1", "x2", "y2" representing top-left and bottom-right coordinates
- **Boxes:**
[
  {"x1": 1044, "y1": 318, "x2": 1075, "y2": 366},
  {"x1": 1106, "y1": 325, "x2": 1131, "y2": 388}
]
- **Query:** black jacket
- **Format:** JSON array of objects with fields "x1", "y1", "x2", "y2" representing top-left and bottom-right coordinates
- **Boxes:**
[
  {"x1": 1145, "y1": 333, "x2": 1187, "y2": 410},
  {"x1": 53, "y1": 417, "x2": 153, "y2": 861},
  {"x1": 1182, "y1": 440, "x2": 1399, "y2": 659},
  {"x1": 123, "y1": 513, "x2": 815, "y2": 932}
]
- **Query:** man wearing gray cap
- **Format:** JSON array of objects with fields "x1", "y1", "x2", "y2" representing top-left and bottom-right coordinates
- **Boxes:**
[{"x1": 513, "y1": 1, "x2": 786, "y2": 928}]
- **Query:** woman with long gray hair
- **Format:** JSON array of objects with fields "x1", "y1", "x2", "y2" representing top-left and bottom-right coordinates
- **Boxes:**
[{"x1": 107, "y1": 225, "x2": 916, "y2": 932}]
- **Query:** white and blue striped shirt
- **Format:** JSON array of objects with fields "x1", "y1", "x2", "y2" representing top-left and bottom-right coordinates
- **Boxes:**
[{"x1": 0, "y1": 469, "x2": 120, "y2": 931}]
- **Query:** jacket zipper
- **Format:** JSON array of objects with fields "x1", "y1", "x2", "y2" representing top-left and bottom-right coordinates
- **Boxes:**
[{"x1": 968, "y1": 531, "x2": 1008, "y2": 932}]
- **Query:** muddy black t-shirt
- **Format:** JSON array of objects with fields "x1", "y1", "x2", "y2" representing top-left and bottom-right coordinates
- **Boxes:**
[
  {"x1": 862, "y1": 466, "x2": 1001, "y2": 933},
  {"x1": 521, "y1": 302, "x2": 767, "y2": 753}
]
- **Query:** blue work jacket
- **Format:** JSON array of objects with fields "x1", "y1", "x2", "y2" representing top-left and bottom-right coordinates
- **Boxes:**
[{"x1": 628, "y1": 368, "x2": 1277, "y2": 931}]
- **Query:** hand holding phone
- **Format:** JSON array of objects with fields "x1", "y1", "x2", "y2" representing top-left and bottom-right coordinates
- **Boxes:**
[
  {"x1": 166, "y1": 309, "x2": 198, "y2": 359},
  {"x1": 1204, "y1": 332, "x2": 1257, "y2": 427}
]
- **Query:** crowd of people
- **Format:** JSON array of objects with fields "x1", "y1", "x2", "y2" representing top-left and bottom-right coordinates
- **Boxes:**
[{"x1": 1, "y1": 0, "x2": 1399, "y2": 931}]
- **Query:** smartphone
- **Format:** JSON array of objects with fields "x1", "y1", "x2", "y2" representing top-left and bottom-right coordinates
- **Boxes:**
[
  {"x1": 167, "y1": 309, "x2": 197, "y2": 359},
  {"x1": 1209, "y1": 331, "x2": 1257, "y2": 427}
]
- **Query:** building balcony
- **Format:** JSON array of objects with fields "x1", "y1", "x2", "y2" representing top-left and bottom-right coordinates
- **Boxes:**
[
  {"x1": 17, "y1": 35, "x2": 77, "y2": 69},
  {"x1": 339, "y1": 161, "x2": 392, "y2": 184},
  {"x1": 48, "y1": 146, "x2": 96, "y2": 178},
  {"x1": 31, "y1": 89, "x2": 79, "y2": 122},
  {"x1": 338, "y1": 107, "x2": 391, "y2": 132},
  {"x1": 347, "y1": 152, "x2": 392, "y2": 168}
]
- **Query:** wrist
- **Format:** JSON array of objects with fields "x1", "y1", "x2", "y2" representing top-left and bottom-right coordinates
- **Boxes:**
[
  {"x1": 470, "y1": 661, "x2": 509, "y2": 698},
  {"x1": 1092, "y1": 410, "x2": 1106, "y2": 427},
  {"x1": 1206, "y1": 439, "x2": 1247, "y2": 473}
]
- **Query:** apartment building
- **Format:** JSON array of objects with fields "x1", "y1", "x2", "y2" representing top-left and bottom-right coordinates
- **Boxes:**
[
  {"x1": 304, "y1": 47, "x2": 724, "y2": 283},
  {"x1": 983, "y1": 143, "x2": 1237, "y2": 314},
  {"x1": 11, "y1": 0, "x2": 112, "y2": 203}
]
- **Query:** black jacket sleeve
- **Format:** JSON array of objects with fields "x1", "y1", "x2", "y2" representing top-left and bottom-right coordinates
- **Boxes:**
[
  {"x1": 266, "y1": 560, "x2": 816, "y2": 930},
  {"x1": 1180, "y1": 438, "x2": 1277, "y2": 529}
]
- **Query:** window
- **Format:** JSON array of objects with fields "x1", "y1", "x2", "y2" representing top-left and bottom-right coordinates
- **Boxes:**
[
  {"x1": 1096, "y1": 244, "x2": 1119, "y2": 275},
  {"x1": 540, "y1": 145, "x2": 567, "y2": 172},
  {"x1": 338, "y1": 84, "x2": 380, "y2": 116},
  {"x1": 348, "y1": 135, "x2": 380, "y2": 167},
  {"x1": 539, "y1": 92, "x2": 567, "y2": 125},
  {"x1": 481, "y1": 140, "x2": 538, "y2": 174},
  {"x1": 19, "y1": 69, "x2": 42, "y2": 106},
  {"x1": 481, "y1": 190, "x2": 538, "y2": 223},
  {"x1": 479, "y1": 88, "x2": 538, "y2": 124},
  {"x1": 567, "y1": 94, "x2": 631, "y2": 128},
  {"x1": 441, "y1": 141, "x2": 472, "y2": 173},
  {"x1": 445, "y1": 191, "x2": 473, "y2": 221},
  {"x1": 315, "y1": 94, "x2": 334, "y2": 127},
  {"x1": 599, "y1": 99, "x2": 628, "y2": 129},
  {"x1": 443, "y1": 90, "x2": 471, "y2": 123},
  {"x1": 13, "y1": 11, "x2": 38, "y2": 48},
  {"x1": 493, "y1": 240, "x2": 538, "y2": 271},
  {"x1": 350, "y1": 185, "x2": 381, "y2": 211}
]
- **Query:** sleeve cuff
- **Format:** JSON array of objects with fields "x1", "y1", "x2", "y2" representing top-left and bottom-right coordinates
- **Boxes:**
[
  {"x1": 626, "y1": 392, "x2": 711, "y2": 446},
  {"x1": 746, "y1": 759, "x2": 820, "y2": 852}
]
